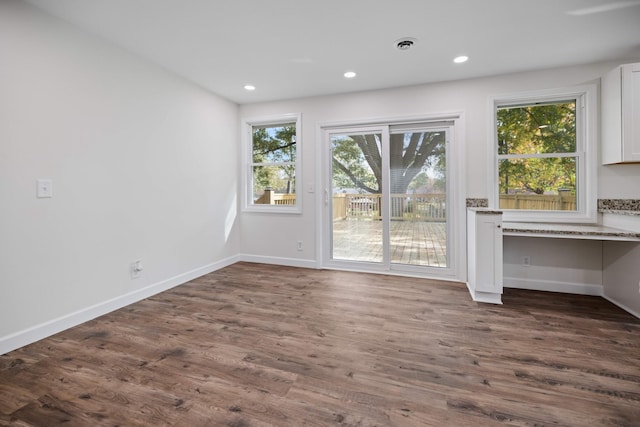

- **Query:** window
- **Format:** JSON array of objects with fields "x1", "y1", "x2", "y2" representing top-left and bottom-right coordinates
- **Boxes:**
[
  {"x1": 489, "y1": 85, "x2": 597, "y2": 222},
  {"x1": 243, "y1": 114, "x2": 301, "y2": 213}
]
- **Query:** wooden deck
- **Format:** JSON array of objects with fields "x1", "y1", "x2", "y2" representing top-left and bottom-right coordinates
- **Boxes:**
[
  {"x1": 1, "y1": 262, "x2": 639, "y2": 426},
  {"x1": 332, "y1": 219, "x2": 447, "y2": 267}
]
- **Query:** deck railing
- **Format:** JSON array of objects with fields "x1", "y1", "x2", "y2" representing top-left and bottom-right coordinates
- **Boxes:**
[
  {"x1": 257, "y1": 191, "x2": 576, "y2": 216},
  {"x1": 254, "y1": 189, "x2": 296, "y2": 205},
  {"x1": 333, "y1": 192, "x2": 577, "y2": 221},
  {"x1": 333, "y1": 193, "x2": 446, "y2": 221}
]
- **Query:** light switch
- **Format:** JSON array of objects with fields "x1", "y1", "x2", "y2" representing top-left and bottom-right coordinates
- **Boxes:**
[{"x1": 36, "y1": 179, "x2": 53, "y2": 198}]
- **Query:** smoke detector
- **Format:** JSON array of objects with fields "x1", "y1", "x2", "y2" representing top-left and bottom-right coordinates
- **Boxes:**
[{"x1": 394, "y1": 37, "x2": 417, "y2": 51}]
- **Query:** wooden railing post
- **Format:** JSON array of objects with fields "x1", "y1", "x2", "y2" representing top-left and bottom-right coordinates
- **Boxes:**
[
  {"x1": 333, "y1": 194, "x2": 347, "y2": 220},
  {"x1": 264, "y1": 188, "x2": 274, "y2": 204}
]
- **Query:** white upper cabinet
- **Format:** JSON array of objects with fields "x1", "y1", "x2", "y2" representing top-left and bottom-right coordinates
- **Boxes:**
[{"x1": 602, "y1": 63, "x2": 640, "y2": 164}]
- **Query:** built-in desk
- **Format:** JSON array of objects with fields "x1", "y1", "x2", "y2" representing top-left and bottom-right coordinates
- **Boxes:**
[
  {"x1": 502, "y1": 222, "x2": 640, "y2": 242},
  {"x1": 466, "y1": 208, "x2": 640, "y2": 305}
]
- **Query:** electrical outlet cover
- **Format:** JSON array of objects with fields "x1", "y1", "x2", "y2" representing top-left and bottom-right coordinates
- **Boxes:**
[{"x1": 130, "y1": 261, "x2": 143, "y2": 279}]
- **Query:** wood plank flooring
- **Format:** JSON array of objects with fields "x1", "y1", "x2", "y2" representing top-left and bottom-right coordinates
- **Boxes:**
[
  {"x1": 1, "y1": 262, "x2": 639, "y2": 426},
  {"x1": 332, "y1": 220, "x2": 447, "y2": 267}
]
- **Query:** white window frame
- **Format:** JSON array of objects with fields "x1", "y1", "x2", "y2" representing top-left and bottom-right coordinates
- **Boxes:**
[
  {"x1": 242, "y1": 113, "x2": 302, "y2": 213},
  {"x1": 488, "y1": 84, "x2": 597, "y2": 223}
]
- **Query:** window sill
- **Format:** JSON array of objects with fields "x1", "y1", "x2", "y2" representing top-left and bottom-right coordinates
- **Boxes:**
[{"x1": 243, "y1": 206, "x2": 302, "y2": 214}]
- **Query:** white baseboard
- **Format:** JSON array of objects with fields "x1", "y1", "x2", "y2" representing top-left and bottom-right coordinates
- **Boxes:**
[
  {"x1": 239, "y1": 254, "x2": 318, "y2": 269},
  {"x1": 0, "y1": 255, "x2": 240, "y2": 356},
  {"x1": 504, "y1": 277, "x2": 603, "y2": 296},
  {"x1": 603, "y1": 294, "x2": 640, "y2": 319}
]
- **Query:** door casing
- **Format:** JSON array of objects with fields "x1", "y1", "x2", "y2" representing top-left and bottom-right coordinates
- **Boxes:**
[{"x1": 317, "y1": 113, "x2": 466, "y2": 282}]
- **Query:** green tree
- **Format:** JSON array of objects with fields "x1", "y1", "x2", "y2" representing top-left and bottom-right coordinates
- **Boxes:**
[
  {"x1": 408, "y1": 172, "x2": 429, "y2": 193},
  {"x1": 332, "y1": 132, "x2": 445, "y2": 195},
  {"x1": 331, "y1": 135, "x2": 380, "y2": 193},
  {"x1": 497, "y1": 102, "x2": 576, "y2": 195},
  {"x1": 252, "y1": 125, "x2": 296, "y2": 196}
]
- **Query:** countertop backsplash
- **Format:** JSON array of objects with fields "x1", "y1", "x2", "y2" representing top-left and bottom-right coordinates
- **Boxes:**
[
  {"x1": 466, "y1": 198, "x2": 640, "y2": 216},
  {"x1": 466, "y1": 198, "x2": 489, "y2": 208},
  {"x1": 598, "y1": 199, "x2": 640, "y2": 216}
]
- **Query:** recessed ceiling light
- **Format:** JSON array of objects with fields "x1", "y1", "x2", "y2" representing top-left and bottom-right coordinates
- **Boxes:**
[
  {"x1": 344, "y1": 71, "x2": 357, "y2": 78},
  {"x1": 244, "y1": 84, "x2": 256, "y2": 91},
  {"x1": 453, "y1": 55, "x2": 469, "y2": 64}
]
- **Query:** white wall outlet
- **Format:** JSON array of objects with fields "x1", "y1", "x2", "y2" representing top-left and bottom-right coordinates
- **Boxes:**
[
  {"x1": 36, "y1": 179, "x2": 53, "y2": 198},
  {"x1": 522, "y1": 256, "x2": 531, "y2": 267},
  {"x1": 297, "y1": 241, "x2": 303, "y2": 251},
  {"x1": 130, "y1": 260, "x2": 143, "y2": 279}
]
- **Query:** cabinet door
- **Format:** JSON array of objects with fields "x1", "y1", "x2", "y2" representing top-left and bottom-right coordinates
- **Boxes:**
[
  {"x1": 622, "y1": 63, "x2": 640, "y2": 162},
  {"x1": 475, "y1": 216, "x2": 503, "y2": 293}
]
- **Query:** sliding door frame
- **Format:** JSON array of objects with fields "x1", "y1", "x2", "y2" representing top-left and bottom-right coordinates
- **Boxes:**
[
  {"x1": 325, "y1": 125, "x2": 390, "y2": 267},
  {"x1": 316, "y1": 112, "x2": 467, "y2": 282}
]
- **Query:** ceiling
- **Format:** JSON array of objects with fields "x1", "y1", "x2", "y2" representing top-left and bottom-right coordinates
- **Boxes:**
[{"x1": 24, "y1": 0, "x2": 640, "y2": 104}]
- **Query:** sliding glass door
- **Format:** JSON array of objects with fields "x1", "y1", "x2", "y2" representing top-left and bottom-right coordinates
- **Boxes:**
[
  {"x1": 326, "y1": 123, "x2": 452, "y2": 274},
  {"x1": 389, "y1": 126, "x2": 448, "y2": 268},
  {"x1": 330, "y1": 129, "x2": 386, "y2": 264}
]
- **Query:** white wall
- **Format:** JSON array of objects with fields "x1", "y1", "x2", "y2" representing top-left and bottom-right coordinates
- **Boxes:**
[
  {"x1": 503, "y1": 237, "x2": 603, "y2": 295},
  {"x1": 0, "y1": 2, "x2": 240, "y2": 353},
  {"x1": 239, "y1": 60, "x2": 640, "y2": 269}
]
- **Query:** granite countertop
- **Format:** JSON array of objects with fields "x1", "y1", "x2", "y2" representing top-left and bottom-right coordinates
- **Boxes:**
[
  {"x1": 467, "y1": 207, "x2": 502, "y2": 215},
  {"x1": 466, "y1": 199, "x2": 640, "y2": 216},
  {"x1": 465, "y1": 199, "x2": 640, "y2": 240},
  {"x1": 502, "y1": 222, "x2": 640, "y2": 241}
]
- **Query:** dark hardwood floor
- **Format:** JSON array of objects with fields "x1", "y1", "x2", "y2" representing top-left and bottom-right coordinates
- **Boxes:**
[{"x1": 1, "y1": 262, "x2": 639, "y2": 426}]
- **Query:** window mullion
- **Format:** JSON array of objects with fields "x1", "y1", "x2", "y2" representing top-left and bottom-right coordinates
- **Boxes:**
[
  {"x1": 252, "y1": 161, "x2": 296, "y2": 167},
  {"x1": 498, "y1": 152, "x2": 578, "y2": 160}
]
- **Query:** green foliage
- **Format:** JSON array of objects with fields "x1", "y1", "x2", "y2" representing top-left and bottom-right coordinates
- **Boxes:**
[
  {"x1": 389, "y1": 132, "x2": 445, "y2": 195},
  {"x1": 497, "y1": 102, "x2": 576, "y2": 195},
  {"x1": 252, "y1": 125, "x2": 296, "y2": 195},
  {"x1": 408, "y1": 172, "x2": 429, "y2": 192},
  {"x1": 331, "y1": 131, "x2": 445, "y2": 195},
  {"x1": 331, "y1": 135, "x2": 381, "y2": 193}
]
